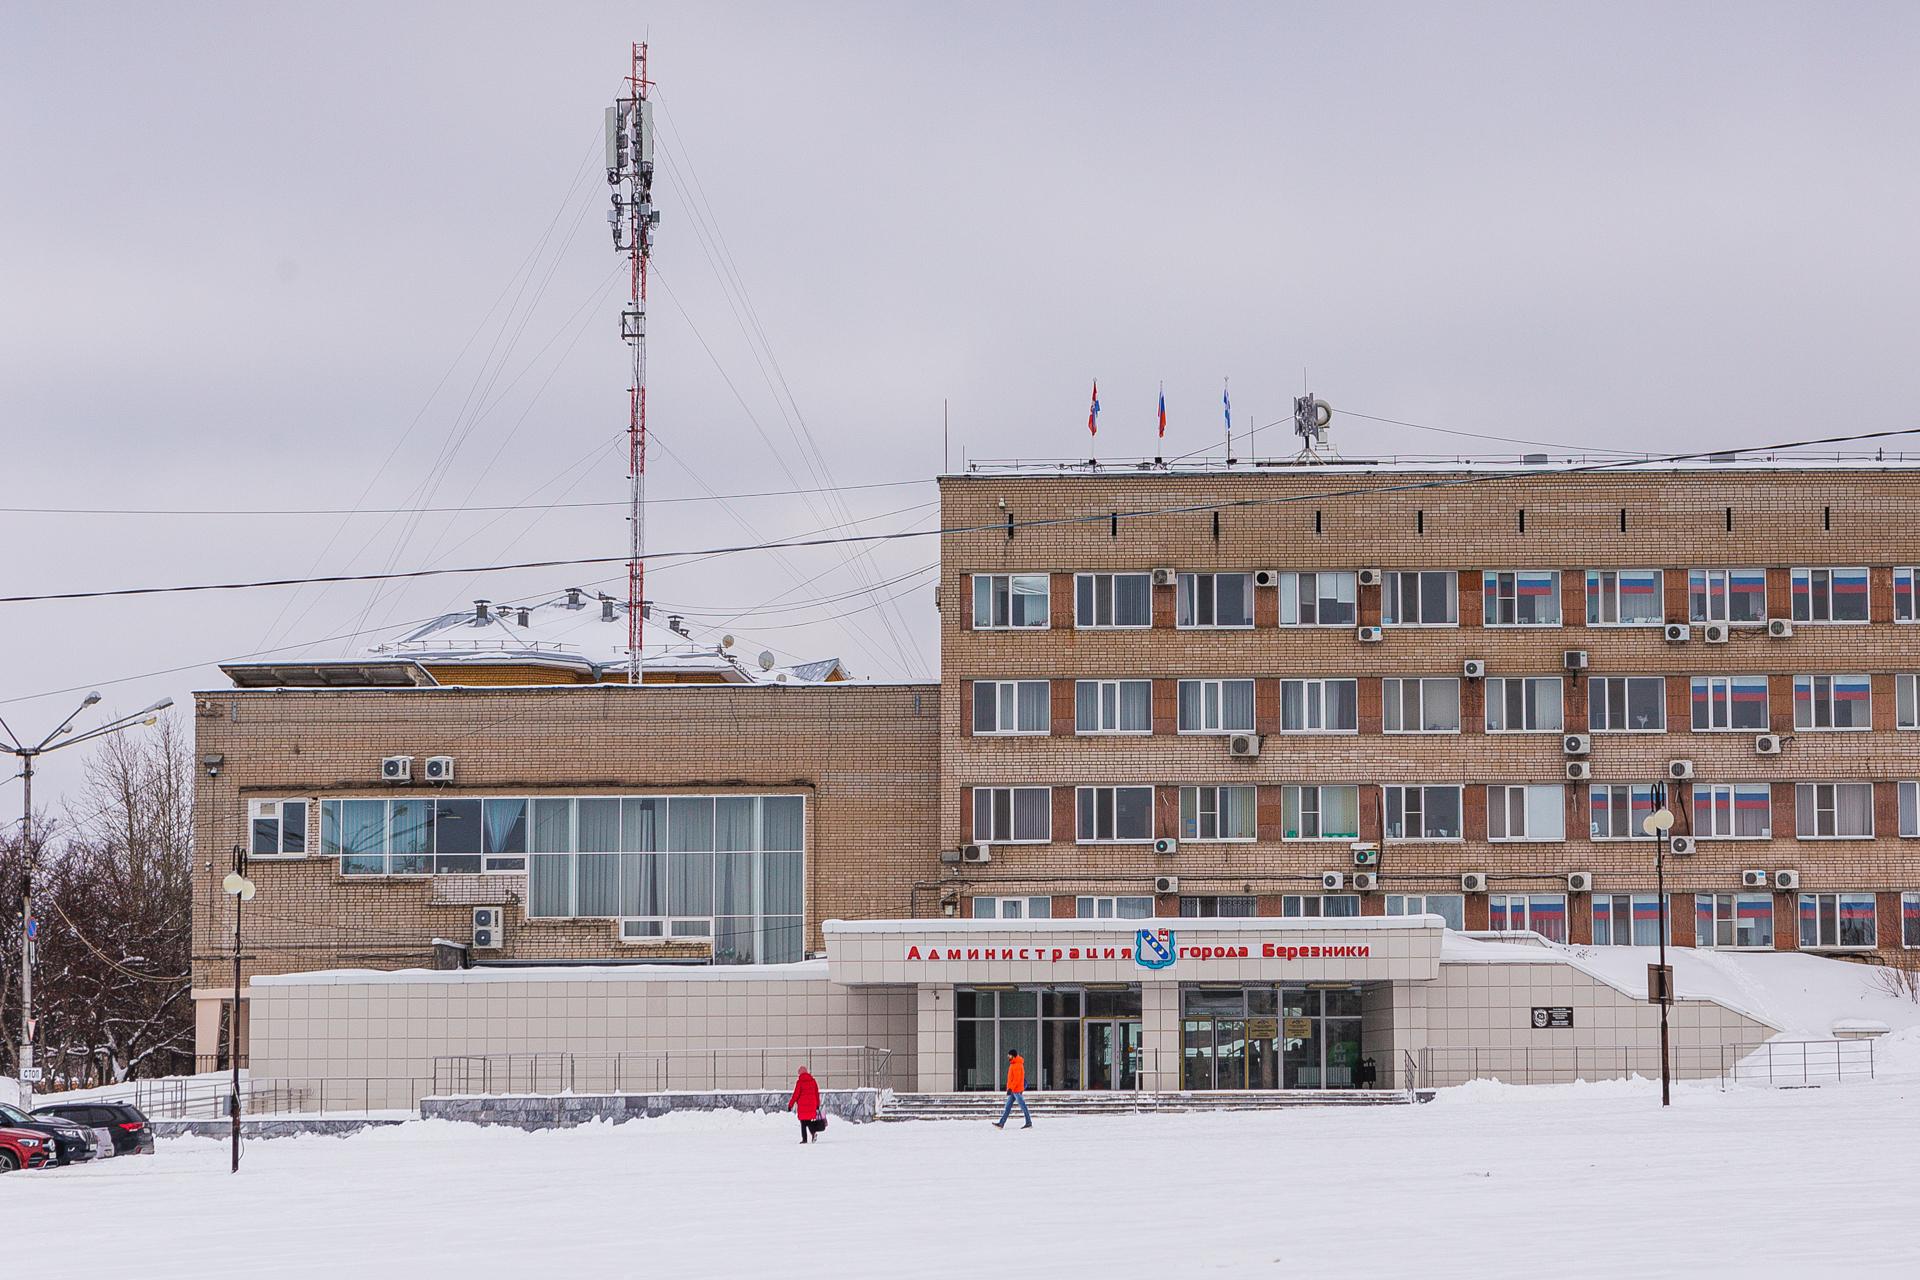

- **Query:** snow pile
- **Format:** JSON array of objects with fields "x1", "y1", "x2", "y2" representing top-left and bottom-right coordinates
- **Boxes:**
[{"x1": 0, "y1": 1075, "x2": 19, "y2": 1107}]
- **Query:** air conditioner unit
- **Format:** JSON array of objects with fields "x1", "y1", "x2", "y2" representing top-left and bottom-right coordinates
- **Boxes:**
[
  {"x1": 1321, "y1": 871, "x2": 1345, "y2": 891},
  {"x1": 1254, "y1": 569, "x2": 1280, "y2": 588},
  {"x1": 1356, "y1": 625, "x2": 1384, "y2": 643},
  {"x1": 423, "y1": 755, "x2": 455, "y2": 782},
  {"x1": 1565, "y1": 761, "x2": 1592, "y2": 781},
  {"x1": 380, "y1": 755, "x2": 413, "y2": 782},
  {"x1": 1460, "y1": 872, "x2": 1489, "y2": 893},
  {"x1": 1154, "y1": 875, "x2": 1179, "y2": 894},
  {"x1": 1351, "y1": 844, "x2": 1380, "y2": 867},
  {"x1": 1767, "y1": 618, "x2": 1794, "y2": 638},
  {"x1": 939, "y1": 848, "x2": 962, "y2": 864},
  {"x1": 1351, "y1": 871, "x2": 1379, "y2": 891},
  {"x1": 1668, "y1": 835, "x2": 1696, "y2": 856},
  {"x1": 1741, "y1": 869, "x2": 1769, "y2": 889},
  {"x1": 1702, "y1": 622, "x2": 1730, "y2": 644},
  {"x1": 1563, "y1": 733, "x2": 1591, "y2": 755},
  {"x1": 961, "y1": 843, "x2": 992, "y2": 864},
  {"x1": 1462, "y1": 658, "x2": 1486, "y2": 680},
  {"x1": 1151, "y1": 567, "x2": 1177, "y2": 587},
  {"x1": 1774, "y1": 869, "x2": 1800, "y2": 890},
  {"x1": 1755, "y1": 734, "x2": 1783, "y2": 755},
  {"x1": 1566, "y1": 871, "x2": 1594, "y2": 893},
  {"x1": 1357, "y1": 568, "x2": 1383, "y2": 587},
  {"x1": 1229, "y1": 733, "x2": 1263, "y2": 758},
  {"x1": 471, "y1": 907, "x2": 503, "y2": 950},
  {"x1": 1153, "y1": 837, "x2": 1178, "y2": 856},
  {"x1": 1563, "y1": 650, "x2": 1590, "y2": 671},
  {"x1": 1663, "y1": 623, "x2": 1691, "y2": 643},
  {"x1": 1667, "y1": 759, "x2": 1694, "y2": 780}
]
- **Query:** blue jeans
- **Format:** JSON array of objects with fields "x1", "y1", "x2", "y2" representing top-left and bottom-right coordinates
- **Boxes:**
[{"x1": 997, "y1": 1091, "x2": 1031, "y2": 1125}]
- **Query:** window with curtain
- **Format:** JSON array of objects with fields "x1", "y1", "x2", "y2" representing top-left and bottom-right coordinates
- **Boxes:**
[
  {"x1": 1898, "y1": 675, "x2": 1920, "y2": 730},
  {"x1": 1901, "y1": 782, "x2": 1920, "y2": 838},
  {"x1": 973, "y1": 680, "x2": 1050, "y2": 734},
  {"x1": 1488, "y1": 893, "x2": 1567, "y2": 942},
  {"x1": 1799, "y1": 892, "x2": 1877, "y2": 948},
  {"x1": 972, "y1": 787, "x2": 1052, "y2": 843},
  {"x1": 1585, "y1": 569, "x2": 1664, "y2": 625},
  {"x1": 1076, "y1": 786, "x2": 1154, "y2": 842},
  {"x1": 1696, "y1": 893, "x2": 1774, "y2": 948},
  {"x1": 1382, "y1": 785, "x2": 1462, "y2": 840},
  {"x1": 1074, "y1": 679, "x2": 1152, "y2": 733},
  {"x1": 1281, "y1": 785, "x2": 1359, "y2": 840},
  {"x1": 1176, "y1": 572, "x2": 1253, "y2": 628},
  {"x1": 1483, "y1": 570, "x2": 1561, "y2": 626},
  {"x1": 1792, "y1": 675, "x2": 1872, "y2": 730},
  {"x1": 1795, "y1": 783, "x2": 1874, "y2": 838},
  {"x1": 1688, "y1": 569, "x2": 1767, "y2": 624},
  {"x1": 1692, "y1": 676, "x2": 1770, "y2": 731},
  {"x1": 1382, "y1": 571, "x2": 1457, "y2": 625},
  {"x1": 973, "y1": 896, "x2": 1051, "y2": 919},
  {"x1": 1484, "y1": 676, "x2": 1563, "y2": 732},
  {"x1": 1384, "y1": 894, "x2": 1465, "y2": 930},
  {"x1": 1487, "y1": 784, "x2": 1565, "y2": 841},
  {"x1": 1279, "y1": 678, "x2": 1357, "y2": 732},
  {"x1": 972, "y1": 573, "x2": 1049, "y2": 628},
  {"x1": 1179, "y1": 786, "x2": 1256, "y2": 840},
  {"x1": 1075, "y1": 895, "x2": 1153, "y2": 919},
  {"x1": 1383, "y1": 677, "x2": 1461, "y2": 732},
  {"x1": 1790, "y1": 567, "x2": 1870, "y2": 622},
  {"x1": 1178, "y1": 679, "x2": 1257, "y2": 733},
  {"x1": 1588, "y1": 784, "x2": 1657, "y2": 839},
  {"x1": 1589, "y1": 676, "x2": 1666, "y2": 731},
  {"x1": 1277, "y1": 571, "x2": 1356, "y2": 626},
  {"x1": 1592, "y1": 894, "x2": 1665, "y2": 946},
  {"x1": 1897, "y1": 568, "x2": 1918, "y2": 623},
  {"x1": 1694, "y1": 784, "x2": 1772, "y2": 839},
  {"x1": 1075, "y1": 572, "x2": 1152, "y2": 627},
  {"x1": 483, "y1": 798, "x2": 527, "y2": 871},
  {"x1": 1282, "y1": 895, "x2": 1361, "y2": 918}
]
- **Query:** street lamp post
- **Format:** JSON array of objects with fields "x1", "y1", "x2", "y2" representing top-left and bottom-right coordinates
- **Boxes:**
[
  {"x1": 3, "y1": 694, "x2": 172, "y2": 1101},
  {"x1": 222, "y1": 854, "x2": 255, "y2": 1174},
  {"x1": 1642, "y1": 783, "x2": 1676, "y2": 1108}
]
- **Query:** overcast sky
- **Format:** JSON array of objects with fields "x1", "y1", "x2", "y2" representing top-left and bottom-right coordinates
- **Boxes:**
[{"x1": 6, "y1": 1, "x2": 1920, "y2": 810}]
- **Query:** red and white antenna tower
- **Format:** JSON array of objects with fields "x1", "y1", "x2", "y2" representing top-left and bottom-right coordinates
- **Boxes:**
[{"x1": 607, "y1": 42, "x2": 658, "y2": 684}]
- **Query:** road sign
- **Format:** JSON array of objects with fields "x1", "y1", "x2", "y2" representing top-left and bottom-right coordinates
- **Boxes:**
[
  {"x1": 1647, "y1": 963, "x2": 1675, "y2": 1005},
  {"x1": 19, "y1": 1066, "x2": 44, "y2": 1083}
]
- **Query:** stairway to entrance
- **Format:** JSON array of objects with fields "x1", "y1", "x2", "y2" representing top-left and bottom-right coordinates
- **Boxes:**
[{"x1": 878, "y1": 1089, "x2": 1424, "y2": 1121}]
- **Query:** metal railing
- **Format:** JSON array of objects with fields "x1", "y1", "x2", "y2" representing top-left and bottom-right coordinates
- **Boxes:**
[
  {"x1": 46, "y1": 1075, "x2": 433, "y2": 1119},
  {"x1": 1721, "y1": 1039, "x2": 1875, "y2": 1087},
  {"x1": 430, "y1": 1045, "x2": 896, "y2": 1097},
  {"x1": 1410, "y1": 1039, "x2": 1878, "y2": 1090}
]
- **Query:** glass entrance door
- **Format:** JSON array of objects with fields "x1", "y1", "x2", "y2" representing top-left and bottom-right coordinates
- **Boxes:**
[{"x1": 1084, "y1": 1019, "x2": 1142, "y2": 1090}]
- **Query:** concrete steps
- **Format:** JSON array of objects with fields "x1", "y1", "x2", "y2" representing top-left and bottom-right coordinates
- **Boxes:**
[{"x1": 879, "y1": 1089, "x2": 1420, "y2": 1120}]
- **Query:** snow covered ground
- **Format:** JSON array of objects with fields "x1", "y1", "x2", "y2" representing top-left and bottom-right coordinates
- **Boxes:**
[{"x1": 9, "y1": 1075, "x2": 1918, "y2": 1278}]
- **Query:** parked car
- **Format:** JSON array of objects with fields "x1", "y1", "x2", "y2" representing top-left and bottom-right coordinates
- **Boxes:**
[
  {"x1": 0, "y1": 1103, "x2": 94, "y2": 1165},
  {"x1": 33, "y1": 1101, "x2": 156, "y2": 1156},
  {"x1": 0, "y1": 1126, "x2": 51, "y2": 1171}
]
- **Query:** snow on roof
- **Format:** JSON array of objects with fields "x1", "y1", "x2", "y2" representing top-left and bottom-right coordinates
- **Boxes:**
[{"x1": 253, "y1": 959, "x2": 833, "y2": 987}]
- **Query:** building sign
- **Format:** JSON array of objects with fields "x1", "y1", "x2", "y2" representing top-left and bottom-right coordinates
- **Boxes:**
[
  {"x1": 1246, "y1": 1017, "x2": 1280, "y2": 1039},
  {"x1": 1531, "y1": 1006, "x2": 1574, "y2": 1029},
  {"x1": 1136, "y1": 928, "x2": 1177, "y2": 970},
  {"x1": 1281, "y1": 1017, "x2": 1312, "y2": 1039},
  {"x1": 900, "y1": 941, "x2": 1372, "y2": 966}
]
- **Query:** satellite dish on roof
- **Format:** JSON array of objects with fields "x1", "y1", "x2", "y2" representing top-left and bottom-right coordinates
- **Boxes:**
[
  {"x1": 757, "y1": 650, "x2": 776, "y2": 671},
  {"x1": 721, "y1": 634, "x2": 736, "y2": 649}
]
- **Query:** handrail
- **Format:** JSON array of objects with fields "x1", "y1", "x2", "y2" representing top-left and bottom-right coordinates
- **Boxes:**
[{"x1": 430, "y1": 1045, "x2": 896, "y2": 1097}]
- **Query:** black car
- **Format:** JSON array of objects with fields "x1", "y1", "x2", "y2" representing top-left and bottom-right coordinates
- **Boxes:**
[
  {"x1": 34, "y1": 1101, "x2": 155, "y2": 1156},
  {"x1": 0, "y1": 1102, "x2": 94, "y2": 1165}
]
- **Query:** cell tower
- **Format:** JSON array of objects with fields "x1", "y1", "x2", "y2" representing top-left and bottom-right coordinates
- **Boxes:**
[{"x1": 607, "y1": 43, "x2": 659, "y2": 684}]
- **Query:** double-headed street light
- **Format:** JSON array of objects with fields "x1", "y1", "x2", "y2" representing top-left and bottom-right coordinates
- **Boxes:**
[
  {"x1": 222, "y1": 858, "x2": 255, "y2": 1174},
  {"x1": 1641, "y1": 783, "x2": 1677, "y2": 1108}
]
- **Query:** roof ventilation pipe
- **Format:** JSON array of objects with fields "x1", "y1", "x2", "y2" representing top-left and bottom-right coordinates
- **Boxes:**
[{"x1": 473, "y1": 600, "x2": 492, "y2": 625}]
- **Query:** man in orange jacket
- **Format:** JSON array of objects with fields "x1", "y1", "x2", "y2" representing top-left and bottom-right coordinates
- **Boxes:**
[{"x1": 992, "y1": 1048, "x2": 1032, "y2": 1129}]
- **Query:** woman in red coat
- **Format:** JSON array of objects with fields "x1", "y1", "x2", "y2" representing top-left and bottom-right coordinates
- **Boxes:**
[{"x1": 788, "y1": 1066, "x2": 823, "y2": 1144}]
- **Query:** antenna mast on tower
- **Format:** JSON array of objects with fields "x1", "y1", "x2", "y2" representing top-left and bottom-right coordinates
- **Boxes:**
[{"x1": 607, "y1": 42, "x2": 659, "y2": 684}]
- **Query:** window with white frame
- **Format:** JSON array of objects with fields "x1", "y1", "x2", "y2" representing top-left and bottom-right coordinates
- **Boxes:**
[
  {"x1": 1795, "y1": 782, "x2": 1874, "y2": 838},
  {"x1": 1799, "y1": 892, "x2": 1878, "y2": 949},
  {"x1": 248, "y1": 799, "x2": 307, "y2": 858},
  {"x1": 972, "y1": 895, "x2": 1052, "y2": 919},
  {"x1": 1793, "y1": 675, "x2": 1872, "y2": 731},
  {"x1": 1074, "y1": 572, "x2": 1153, "y2": 628},
  {"x1": 1591, "y1": 893, "x2": 1666, "y2": 946},
  {"x1": 1384, "y1": 894, "x2": 1466, "y2": 930},
  {"x1": 1279, "y1": 678, "x2": 1358, "y2": 732},
  {"x1": 1487, "y1": 784, "x2": 1566, "y2": 841},
  {"x1": 1488, "y1": 893, "x2": 1568, "y2": 942},
  {"x1": 1904, "y1": 891, "x2": 1920, "y2": 947},
  {"x1": 1179, "y1": 785, "x2": 1257, "y2": 841},
  {"x1": 1899, "y1": 675, "x2": 1920, "y2": 730},
  {"x1": 1382, "y1": 785, "x2": 1463, "y2": 840},
  {"x1": 1897, "y1": 568, "x2": 1919, "y2": 623},
  {"x1": 325, "y1": 796, "x2": 535, "y2": 876},
  {"x1": 1589, "y1": 676, "x2": 1666, "y2": 731},
  {"x1": 1076, "y1": 786, "x2": 1155, "y2": 843},
  {"x1": 1382, "y1": 570, "x2": 1458, "y2": 626},
  {"x1": 1176, "y1": 572, "x2": 1253, "y2": 628},
  {"x1": 972, "y1": 573, "x2": 1049, "y2": 629},
  {"x1": 1177, "y1": 679, "x2": 1256, "y2": 734},
  {"x1": 1281, "y1": 785, "x2": 1360, "y2": 840},
  {"x1": 1180, "y1": 895, "x2": 1257, "y2": 918},
  {"x1": 1688, "y1": 568, "x2": 1768, "y2": 624},
  {"x1": 1484, "y1": 676, "x2": 1563, "y2": 733},
  {"x1": 1790, "y1": 567, "x2": 1870, "y2": 623},
  {"x1": 972, "y1": 680, "x2": 1050, "y2": 735},
  {"x1": 1282, "y1": 895, "x2": 1361, "y2": 918},
  {"x1": 1588, "y1": 784, "x2": 1657, "y2": 839},
  {"x1": 1076, "y1": 895, "x2": 1153, "y2": 919},
  {"x1": 1691, "y1": 676, "x2": 1770, "y2": 731},
  {"x1": 1075, "y1": 679, "x2": 1152, "y2": 734},
  {"x1": 1694, "y1": 784, "x2": 1772, "y2": 839},
  {"x1": 1696, "y1": 893, "x2": 1774, "y2": 949},
  {"x1": 1899, "y1": 781, "x2": 1920, "y2": 838},
  {"x1": 973, "y1": 787, "x2": 1052, "y2": 843},
  {"x1": 1483, "y1": 570, "x2": 1561, "y2": 626},
  {"x1": 1585, "y1": 569, "x2": 1664, "y2": 626},
  {"x1": 1276, "y1": 571, "x2": 1356, "y2": 626},
  {"x1": 1383, "y1": 677, "x2": 1461, "y2": 733}
]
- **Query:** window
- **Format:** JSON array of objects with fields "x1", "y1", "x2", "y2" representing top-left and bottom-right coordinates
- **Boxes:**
[
  {"x1": 1281, "y1": 785, "x2": 1360, "y2": 840},
  {"x1": 972, "y1": 896, "x2": 1051, "y2": 919},
  {"x1": 1795, "y1": 783, "x2": 1874, "y2": 839},
  {"x1": 1178, "y1": 679, "x2": 1257, "y2": 734},
  {"x1": 1382, "y1": 785, "x2": 1463, "y2": 840},
  {"x1": 1179, "y1": 786, "x2": 1257, "y2": 841},
  {"x1": 1282, "y1": 895, "x2": 1361, "y2": 918},
  {"x1": 1586, "y1": 569, "x2": 1664, "y2": 626},
  {"x1": 1799, "y1": 892, "x2": 1878, "y2": 949},
  {"x1": 1589, "y1": 676, "x2": 1666, "y2": 732},
  {"x1": 1279, "y1": 678, "x2": 1358, "y2": 733},
  {"x1": 1589, "y1": 784, "x2": 1658, "y2": 840},
  {"x1": 1904, "y1": 891, "x2": 1920, "y2": 948},
  {"x1": 1483, "y1": 570, "x2": 1561, "y2": 626},
  {"x1": 1484, "y1": 676, "x2": 1563, "y2": 733},
  {"x1": 1696, "y1": 893, "x2": 1774, "y2": 949},
  {"x1": 972, "y1": 680, "x2": 1050, "y2": 735},
  {"x1": 1488, "y1": 893, "x2": 1568, "y2": 942},
  {"x1": 1688, "y1": 569, "x2": 1768, "y2": 624},
  {"x1": 248, "y1": 800, "x2": 307, "y2": 858},
  {"x1": 1903, "y1": 782, "x2": 1920, "y2": 838},
  {"x1": 1691, "y1": 676, "x2": 1770, "y2": 731},
  {"x1": 1076, "y1": 786, "x2": 1155, "y2": 843},
  {"x1": 972, "y1": 573, "x2": 1049, "y2": 629},
  {"x1": 1179, "y1": 895, "x2": 1257, "y2": 917},
  {"x1": 1899, "y1": 675, "x2": 1920, "y2": 730},
  {"x1": 1694, "y1": 784, "x2": 1773, "y2": 839},
  {"x1": 1383, "y1": 677, "x2": 1461, "y2": 733},
  {"x1": 1591, "y1": 894, "x2": 1666, "y2": 946},
  {"x1": 1382, "y1": 570, "x2": 1457, "y2": 626},
  {"x1": 1790, "y1": 567, "x2": 1869, "y2": 623},
  {"x1": 323, "y1": 798, "x2": 424, "y2": 876},
  {"x1": 1176, "y1": 572, "x2": 1253, "y2": 628},
  {"x1": 1898, "y1": 568, "x2": 1919, "y2": 623},
  {"x1": 1276, "y1": 571, "x2": 1356, "y2": 626},
  {"x1": 972, "y1": 787, "x2": 1052, "y2": 843},
  {"x1": 1384, "y1": 894, "x2": 1466, "y2": 930},
  {"x1": 1075, "y1": 679, "x2": 1152, "y2": 734},
  {"x1": 1487, "y1": 784, "x2": 1566, "y2": 842},
  {"x1": 1075, "y1": 572, "x2": 1152, "y2": 628},
  {"x1": 1076, "y1": 895, "x2": 1153, "y2": 919},
  {"x1": 1793, "y1": 675, "x2": 1872, "y2": 731}
]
